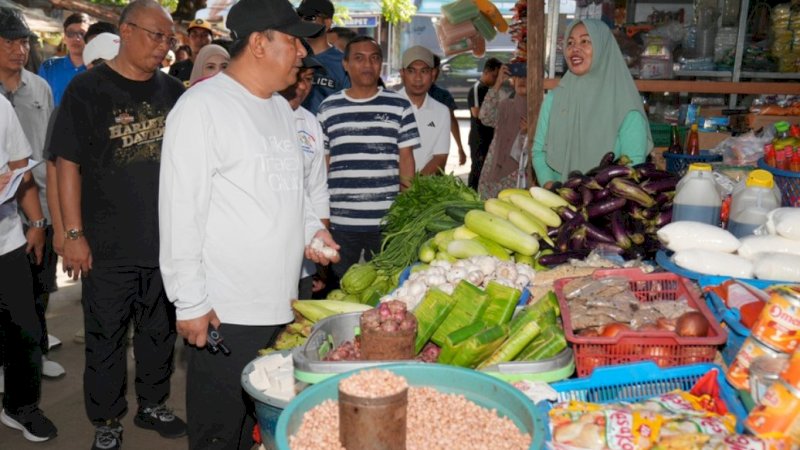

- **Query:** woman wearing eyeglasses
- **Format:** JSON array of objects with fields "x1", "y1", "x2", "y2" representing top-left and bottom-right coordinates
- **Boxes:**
[{"x1": 37, "y1": 13, "x2": 89, "y2": 107}]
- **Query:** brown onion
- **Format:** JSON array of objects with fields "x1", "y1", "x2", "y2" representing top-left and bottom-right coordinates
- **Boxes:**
[
  {"x1": 600, "y1": 323, "x2": 630, "y2": 338},
  {"x1": 675, "y1": 311, "x2": 710, "y2": 337}
]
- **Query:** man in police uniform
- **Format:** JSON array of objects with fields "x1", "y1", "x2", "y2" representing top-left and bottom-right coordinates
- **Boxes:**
[{"x1": 296, "y1": 0, "x2": 349, "y2": 114}]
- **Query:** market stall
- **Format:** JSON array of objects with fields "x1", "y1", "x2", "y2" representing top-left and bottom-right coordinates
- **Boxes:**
[{"x1": 241, "y1": 1, "x2": 800, "y2": 448}]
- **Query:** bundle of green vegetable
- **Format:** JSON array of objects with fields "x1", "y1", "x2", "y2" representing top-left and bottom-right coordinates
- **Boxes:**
[
  {"x1": 381, "y1": 174, "x2": 480, "y2": 235},
  {"x1": 333, "y1": 175, "x2": 483, "y2": 304}
]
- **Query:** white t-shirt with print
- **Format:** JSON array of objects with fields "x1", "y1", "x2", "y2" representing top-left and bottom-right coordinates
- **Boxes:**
[
  {"x1": 399, "y1": 88, "x2": 451, "y2": 172},
  {"x1": 0, "y1": 95, "x2": 34, "y2": 256}
]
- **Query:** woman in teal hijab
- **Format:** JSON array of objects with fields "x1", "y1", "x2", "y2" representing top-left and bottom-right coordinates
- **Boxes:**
[{"x1": 532, "y1": 19, "x2": 652, "y2": 184}]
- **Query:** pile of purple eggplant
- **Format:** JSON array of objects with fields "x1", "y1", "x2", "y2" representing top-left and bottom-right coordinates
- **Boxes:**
[{"x1": 539, "y1": 152, "x2": 677, "y2": 266}]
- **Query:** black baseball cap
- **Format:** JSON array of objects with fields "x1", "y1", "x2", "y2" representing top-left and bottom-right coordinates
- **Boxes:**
[
  {"x1": 297, "y1": 0, "x2": 335, "y2": 18},
  {"x1": 300, "y1": 39, "x2": 322, "y2": 69},
  {"x1": 0, "y1": 7, "x2": 35, "y2": 40},
  {"x1": 226, "y1": 0, "x2": 324, "y2": 41}
]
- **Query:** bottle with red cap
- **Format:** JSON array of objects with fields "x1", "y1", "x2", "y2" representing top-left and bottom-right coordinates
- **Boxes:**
[
  {"x1": 765, "y1": 143, "x2": 777, "y2": 167},
  {"x1": 791, "y1": 147, "x2": 800, "y2": 173}
]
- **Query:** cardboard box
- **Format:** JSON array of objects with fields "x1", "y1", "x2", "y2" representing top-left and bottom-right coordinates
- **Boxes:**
[{"x1": 699, "y1": 131, "x2": 732, "y2": 150}]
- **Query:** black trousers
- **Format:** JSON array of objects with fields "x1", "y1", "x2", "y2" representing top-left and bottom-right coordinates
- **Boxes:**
[
  {"x1": 0, "y1": 245, "x2": 43, "y2": 414},
  {"x1": 81, "y1": 265, "x2": 176, "y2": 423},
  {"x1": 24, "y1": 225, "x2": 58, "y2": 354},
  {"x1": 186, "y1": 324, "x2": 281, "y2": 450},
  {"x1": 330, "y1": 229, "x2": 382, "y2": 280}
]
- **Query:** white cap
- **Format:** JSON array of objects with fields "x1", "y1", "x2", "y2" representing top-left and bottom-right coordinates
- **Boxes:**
[{"x1": 83, "y1": 32, "x2": 120, "y2": 65}]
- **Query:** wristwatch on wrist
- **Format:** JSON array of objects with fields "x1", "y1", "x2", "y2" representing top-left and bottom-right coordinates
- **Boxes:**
[
  {"x1": 29, "y1": 218, "x2": 48, "y2": 228},
  {"x1": 64, "y1": 228, "x2": 84, "y2": 240}
]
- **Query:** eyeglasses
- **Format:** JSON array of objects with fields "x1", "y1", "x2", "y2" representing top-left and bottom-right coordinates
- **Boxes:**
[
  {"x1": 65, "y1": 31, "x2": 85, "y2": 40},
  {"x1": 126, "y1": 22, "x2": 178, "y2": 48},
  {"x1": 300, "y1": 15, "x2": 319, "y2": 21}
]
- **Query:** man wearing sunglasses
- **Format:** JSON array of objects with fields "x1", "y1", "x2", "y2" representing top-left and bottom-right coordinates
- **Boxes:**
[
  {"x1": 49, "y1": 1, "x2": 186, "y2": 449},
  {"x1": 38, "y1": 13, "x2": 88, "y2": 106},
  {"x1": 296, "y1": 0, "x2": 349, "y2": 114}
]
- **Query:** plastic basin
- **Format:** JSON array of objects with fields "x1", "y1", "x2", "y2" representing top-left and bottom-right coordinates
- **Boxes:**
[
  {"x1": 275, "y1": 363, "x2": 546, "y2": 449},
  {"x1": 241, "y1": 351, "x2": 293, "y2": 450}
]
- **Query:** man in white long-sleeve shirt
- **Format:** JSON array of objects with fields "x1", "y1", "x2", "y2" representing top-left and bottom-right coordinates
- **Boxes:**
[
  {"x1": 158, "y1": 0, "x2": 337, "y2": 448},
  {"x1": 279, "y1": 43, "x2": 330, "y2": 298}
]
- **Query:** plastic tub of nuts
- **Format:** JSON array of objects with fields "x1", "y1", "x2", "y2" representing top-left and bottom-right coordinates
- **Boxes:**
[{"x1": 276, "y1": 363, "x2": 546, "y2": 449}]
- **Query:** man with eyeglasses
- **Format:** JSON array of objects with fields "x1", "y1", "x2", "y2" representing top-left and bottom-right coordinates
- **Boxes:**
[
  {"x1": 296, "y1": 0, "x2": 349, "y2": 114},
  {"x1": 168, "y1": 18, "x2": 213, "y2": 82},
  {"x1": 38, "y1": 12, "x2": 88, "y2": 106},
  {"x1": 48, "y1": 1, "x2": 186, "y2": 449},
  {"x1": 398, "y1": 46, "x2": 451, "y2": 175},
  {"x1": 0, "y1": 7, "x2": 68, "y2": 385},
  {"x1": 0, "y1": 7, "x2": 58, "y2": 445}
]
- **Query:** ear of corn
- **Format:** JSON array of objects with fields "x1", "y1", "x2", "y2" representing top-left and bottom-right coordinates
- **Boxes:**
[
  {"x1": 480, "y1": 281, "x2": 520, "y2": 327},
  {"x1": 413, "y1": 288, "x2": 458, "y2": 353},
  {"x1": 464, "y1": 210, "x2": 540, "y2": 256},
  {"x1": 437, "y1": 321, "x2": 486, "y2": 364},
  {"x1": 477, "y1": 320, "x2": 541, "y2": 368},
  {"x1": 515, "y1": 325, "x2": 567, "y2": 361},
  {"x1": 431, "y1": 280, "x2": 489, "y2": 346},
  {"x1": 449, "y1": 324, "x2": 509, "y2": 368},
  {"x1": 292, "y1": 300, "x2": 372, "y2": 323}
]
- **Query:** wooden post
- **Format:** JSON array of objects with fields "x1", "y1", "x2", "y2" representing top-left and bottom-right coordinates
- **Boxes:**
[{"x1": 527, "y1": 0, "x2": 544, "y2": 144}]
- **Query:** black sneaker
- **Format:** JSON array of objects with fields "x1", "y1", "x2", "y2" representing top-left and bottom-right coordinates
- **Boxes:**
[
  {"x1": 92, "y1": 420, "x2": 123, "y2": 450},
  {"x1": 133, "y1": 404, "x2": 186, "y2": 439},
  {"x1": 0, "y1": 407, "x2": 57, "y2": 442}
]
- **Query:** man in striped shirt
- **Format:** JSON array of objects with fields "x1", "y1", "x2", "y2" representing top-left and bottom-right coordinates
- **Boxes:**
[{"x1": 318, "y1": 36, "x2": 419, "y2": 278}]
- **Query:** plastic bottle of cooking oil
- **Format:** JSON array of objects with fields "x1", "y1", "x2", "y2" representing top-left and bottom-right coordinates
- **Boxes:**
[
  {"x1": 673, "y1": 163, "x2": 722, "y2": 225},
  {"x1": 728, "y1": 169, "x2": 782, "y2": 238}
]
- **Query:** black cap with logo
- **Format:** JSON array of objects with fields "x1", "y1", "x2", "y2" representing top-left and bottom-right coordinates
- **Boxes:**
[
  {"x1": 0, "y1": 7, "x2": 35, "y2": 40},
  {"x1": 226, "y1": 0, "x2": 324, "y2": 41}
]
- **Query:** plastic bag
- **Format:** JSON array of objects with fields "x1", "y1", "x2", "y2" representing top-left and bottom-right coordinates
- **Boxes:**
[{"x1": 709, "y1": 129, "x2": 774, "y2": 166}]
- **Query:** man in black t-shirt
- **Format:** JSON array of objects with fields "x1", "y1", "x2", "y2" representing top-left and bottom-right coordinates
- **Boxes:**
[
  {"x1": 49, "y1": 2, "x2": 186, "y2": 449},
  {"x1": 467, "y1": 57, "x2": 502, "y2": 189}
]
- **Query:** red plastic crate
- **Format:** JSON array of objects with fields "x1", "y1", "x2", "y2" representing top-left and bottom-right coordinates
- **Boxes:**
[{"x1": 555, "y1": 268, "x2": 727, "y2": 377}]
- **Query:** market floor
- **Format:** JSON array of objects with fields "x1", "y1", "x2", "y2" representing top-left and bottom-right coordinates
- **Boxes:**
[{"x1": 0, "y1": 115, "x2": 474, "y2": 450}]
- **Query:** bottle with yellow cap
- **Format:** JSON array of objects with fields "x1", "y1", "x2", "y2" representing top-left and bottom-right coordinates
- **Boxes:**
[
  {"x1": 728, "y1": 169, "x2": 783, "y2": 238},
  {"x1": 672, "y1": 162, "x2": 722, "y2": 225}
]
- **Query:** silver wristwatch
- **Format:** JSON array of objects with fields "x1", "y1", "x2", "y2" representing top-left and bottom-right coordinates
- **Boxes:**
[{"x1": 29, "y1": 218, "x2": 48, "y2": 228}]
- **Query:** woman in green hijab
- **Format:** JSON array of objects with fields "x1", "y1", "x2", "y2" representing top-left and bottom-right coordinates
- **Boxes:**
[{"x1": 532, "y1": 19, "x2": 652, "y2": 184}]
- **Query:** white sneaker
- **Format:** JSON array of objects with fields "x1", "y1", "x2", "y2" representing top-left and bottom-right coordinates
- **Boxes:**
[
  {"x1": 41, "y1": 357, "x2": 65, "y2": 378},
  {"x1": 47, "y1": 334, "x2": 62, "y2": 350}
]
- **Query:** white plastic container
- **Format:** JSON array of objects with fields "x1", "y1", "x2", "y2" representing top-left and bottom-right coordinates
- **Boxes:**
[
  {"x1": 728, "y1": 169, "x2": 782, "y2": 238},
  {"x1": 672, "y1": 163, "x2": 722, "y2": 226}
]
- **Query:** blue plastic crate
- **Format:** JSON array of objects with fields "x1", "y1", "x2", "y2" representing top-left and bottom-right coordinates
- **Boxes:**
[
  {"x1": 539, "y1": 362, "x2": 748, "y2": 435},
  {"x1": 698, "y1": 276, "x2": 775, "y2": 366}
]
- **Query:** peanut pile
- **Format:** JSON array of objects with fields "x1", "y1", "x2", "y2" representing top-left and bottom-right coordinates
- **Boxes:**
[
  {"x1": 289, "y1": 387, "x2": 532, "y2": 450},
  {"x1": 338, "y1": 368, "x2": 408, "y2": 398}
]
